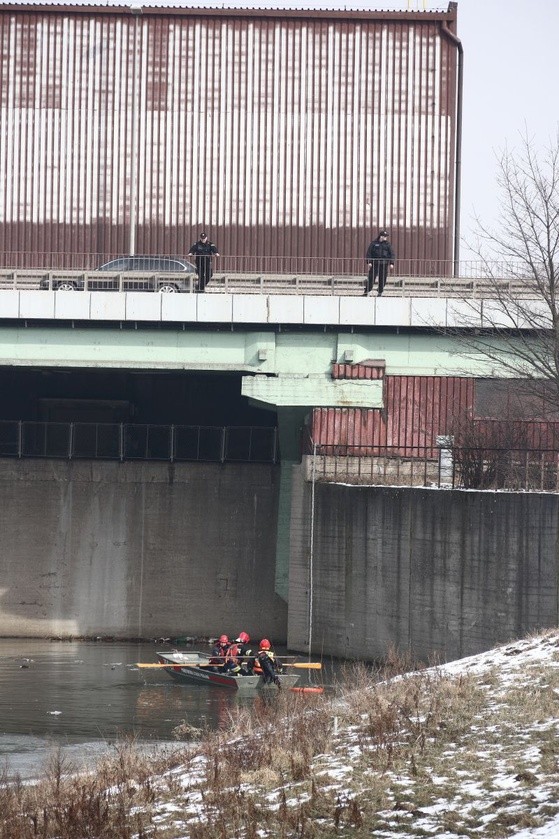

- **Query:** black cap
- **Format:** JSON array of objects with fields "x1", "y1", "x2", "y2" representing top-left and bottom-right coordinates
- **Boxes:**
[
  {"x1": 200, "y1": 232, "x2": 207, "y2": 238},
  {"x1": 379, "y1": 230, "x2": 388, "y2": 236}
]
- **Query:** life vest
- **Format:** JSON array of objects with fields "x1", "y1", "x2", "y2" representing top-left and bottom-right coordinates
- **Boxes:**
[
  {"x1": 225, "y1": 642, "x2": 240, "y2": 663},
  {"x1": 209, "y1": 641, "x2": 230, "y2": 665},
  {"x1": 254, "y1": 649, "x2": 275, "y2": 675}
]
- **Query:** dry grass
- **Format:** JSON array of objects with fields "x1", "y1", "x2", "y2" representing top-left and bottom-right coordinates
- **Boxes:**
[
  {"x1": 0, "y1": 738, "x2": 187, "y2": 839},
  {"x1": 2, "y1": 636, "x2": 559, "y2": 837}
]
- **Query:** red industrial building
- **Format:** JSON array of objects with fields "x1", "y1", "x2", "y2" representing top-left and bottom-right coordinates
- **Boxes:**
[
  {"x1": 308, "y1": 365, "x2": 559, "y2": 490},
  {"x1": 0, "y1": 1, "x2": 462, "y2": 270},
  {"x1": 313, "y1": 364, "x2": 559, "y2": 455}
]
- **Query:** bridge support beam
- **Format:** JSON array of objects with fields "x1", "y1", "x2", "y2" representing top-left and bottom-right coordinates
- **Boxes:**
[{"x1": 243, "y1": 373, "x2": 383, "y2": 604}]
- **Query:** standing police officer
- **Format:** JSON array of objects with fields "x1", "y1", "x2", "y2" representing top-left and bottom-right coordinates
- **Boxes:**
[
  {"x1": 365, "y1": 229, "x2": 395, "y2": 296},
  {"x1": 188, "y1": 232, "x2": 219, "y2": 292}
]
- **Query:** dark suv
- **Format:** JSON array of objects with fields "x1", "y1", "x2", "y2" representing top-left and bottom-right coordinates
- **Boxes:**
[{"x1": 40, "y1": 256, "x2": 197, "y2": 292}]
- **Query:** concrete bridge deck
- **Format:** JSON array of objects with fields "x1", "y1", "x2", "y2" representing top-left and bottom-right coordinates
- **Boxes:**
[{"x1": 0, "y1": 287, "x2": 534, "y2": 332}]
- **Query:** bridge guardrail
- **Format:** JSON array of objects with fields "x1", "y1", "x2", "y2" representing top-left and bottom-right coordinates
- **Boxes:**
[{"x1": 0, "y1": 268, "x2": 536, "y2": 298}]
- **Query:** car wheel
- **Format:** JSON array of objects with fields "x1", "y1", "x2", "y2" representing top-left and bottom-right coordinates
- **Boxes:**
[
  {"x1": 158, "y1": 284, "x2": 178, "y2": 293},
  {"x1": 55, "y1": 281, "x2": 77, "y2": 291}
]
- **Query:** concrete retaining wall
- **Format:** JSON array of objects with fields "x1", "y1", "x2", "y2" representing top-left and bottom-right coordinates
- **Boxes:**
[
  {"x1": 288, "y1": 470, "x2": 559, "y2": 662},
  {"x1": 4, "y1": 458, "x2": 558, "y2": 660},
  {"x1": 0, "y1": 460, "x2": 286, "y2": 640}
]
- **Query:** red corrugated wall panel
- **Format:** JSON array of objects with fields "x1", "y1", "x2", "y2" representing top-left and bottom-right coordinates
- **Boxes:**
[
  {"x1": 0, "y1": 7, "x2": 459, "y2": 268},
  {"x1": 311, "y1": 375, "x2": 474, "y2": 457},
  {"x1": 470, "y1": 420, "x2": 559, "y2": 451},
  {"x1": 310, "y1": 378, "x2": 559, "y2": 460},
  {"x1": 331, "y1": 361, "x2": 385, "y2": 379}
]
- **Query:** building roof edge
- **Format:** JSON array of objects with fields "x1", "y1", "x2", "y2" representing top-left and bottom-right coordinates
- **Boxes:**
[{"x1": 0, "y1": 1, "x2": 457, "y2": 22}]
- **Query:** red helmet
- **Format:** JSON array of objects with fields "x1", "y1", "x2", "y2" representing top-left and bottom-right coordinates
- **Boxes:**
[
  {"x1": 237, "y1": 631, "x2": 250, "y2": 644},
  {"x1": 218, "y1": 634, "x2": 229, "y2": 645},
  {"x1": 259, "y1": 638, "x2": 271, "y2": 650}
]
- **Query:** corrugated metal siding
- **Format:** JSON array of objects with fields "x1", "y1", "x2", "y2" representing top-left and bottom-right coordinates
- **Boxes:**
[
  {"x1": 331, "y1": 361, "x2": 385, "y2": 379},
  {"x1": 311, "y1": 406, "x2": 388, "y2": 451},
  {"x1": 384, "y1": 374, "x2": 473, "y2": 452},
  {"x1": 470, "y1": 420, "x2": 559, "y2": 452},
  {"x1": 311, "y1": 375, "x2": 474, "y2": 456},
  {"x1": 0, "y1": 8, "x2": 459, "y2": 267}
]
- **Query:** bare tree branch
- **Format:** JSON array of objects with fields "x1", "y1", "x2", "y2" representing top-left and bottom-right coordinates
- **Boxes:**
[{"x1": 453, "y1": 128, "x2": 559, "y2": 407}]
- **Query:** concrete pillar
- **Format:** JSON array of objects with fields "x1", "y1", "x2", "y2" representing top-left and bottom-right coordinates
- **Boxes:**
[
  {"x1": 437, "y1": 435, "x2": 454, "y2": 485},
  {"x1": 274, "y1": 407, "x2": 309, "y2": 600}
]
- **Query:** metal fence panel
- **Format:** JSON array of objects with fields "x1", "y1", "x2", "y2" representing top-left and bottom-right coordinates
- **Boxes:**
[
  {"x1": 72, "y1": 423, "x2": 121, "y2": 459},
  {"x1": 0, "y1": 421, "x2": 19, "y2": 456},
  {"x1": 0, "y1": 421, "x2": 278, "y2": 464},
  {"x1": 21, "y1": 422, "x2": 70, "y2": 458}
]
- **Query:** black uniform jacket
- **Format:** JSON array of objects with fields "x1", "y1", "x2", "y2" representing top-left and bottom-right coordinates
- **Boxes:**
[
  {"x1": 189, "y1": 241, "x2": 218, "y2": 257},
  {"x1": 366, "y1": 238, "x2": 395, "y2": 263}
]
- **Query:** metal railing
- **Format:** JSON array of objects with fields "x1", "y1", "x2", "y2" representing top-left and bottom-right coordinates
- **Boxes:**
[
  {"x1": 0, "y1": 255, "x2": 543, "y2": 298},
  {"x1": 0, "y1": 421, "x2": 278, "y2": 464},
  {"x1": 199, "y1": 255, "x2": 533, "y2": 282},
  {"x1": 2, "y1": 420, "x2": 557, "y2": 489},
  {"x1": 0, "y1": 252, "x2": 532, "y2": 277},
  {"x1": 304, "y1": 445, "x2": 559, "y2": 493},
  {"x1": 0, "y1": 268, "x2": 537, "y2": 299}
]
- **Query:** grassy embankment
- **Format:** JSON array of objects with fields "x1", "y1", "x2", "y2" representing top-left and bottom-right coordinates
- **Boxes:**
[{"x1": 2, "y1": 632, "x2": 559, "y2": 838}]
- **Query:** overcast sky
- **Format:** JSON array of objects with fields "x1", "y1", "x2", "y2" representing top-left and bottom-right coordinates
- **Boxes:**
[{"x1": 456, "y1": 0, "x2": 559, "y2": 256}]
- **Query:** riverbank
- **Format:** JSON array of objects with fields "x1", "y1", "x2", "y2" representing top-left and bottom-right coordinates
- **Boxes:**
[{"x1": 3, "y1": 631, "x2": 559, "y2": 837}]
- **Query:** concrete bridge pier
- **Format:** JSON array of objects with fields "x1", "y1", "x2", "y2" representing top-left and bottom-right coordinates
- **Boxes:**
[
  {"x1": 242, "y1": 371, "x2": 384, "y2": 614},
  {"x1": 274, "y1": 407, "x2": 310, "y2": 601}
]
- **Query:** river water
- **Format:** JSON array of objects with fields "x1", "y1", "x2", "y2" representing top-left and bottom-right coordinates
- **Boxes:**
[{"x1": 0, "y1": 639, "x2": 321, "y2": 780}]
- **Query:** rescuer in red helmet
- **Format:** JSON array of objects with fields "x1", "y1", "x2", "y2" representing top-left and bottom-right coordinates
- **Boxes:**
[
  {"x1": 208, "y1": 633, "x2": 244, "y2": 674},
  {"x1": 253, "y1": 638, "x2": 282, "y2": 687},
  {"x1": 234, "y1": 631, "x2": 254, "y2": 675},
  {"x1": 209, "y1": 634, "x2": 232, "y2": 671}
]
